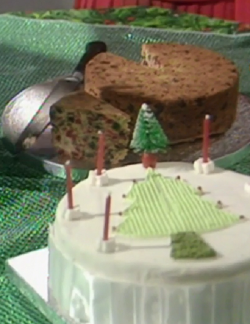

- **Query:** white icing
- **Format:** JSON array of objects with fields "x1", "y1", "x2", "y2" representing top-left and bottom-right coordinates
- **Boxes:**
[
  {"x1": 193, "y1": 158, "x2": 203, "y2": 174},
  {"x1": 49, "y1": 240, "x2": 250, "y2": 324},
  {"x1": 244, "y1": 182, "x2": 250, "y2": 194},
  {"x1": 141, "y1": 103, "x2": 148, "y2": 111},
  {"x1": 64, "y1": 206, "x2": 83, "y2": 221},
  {"x1": 87, "y1": 170, "x2": 109, "y2": 186},
  {"x1": 97, "y1": 238, "x2": 116, "y2": 254},
  {"x1": 48, "y1": 163, "x2": 250, "y2": 324},
  {"x1": 69, "y1": 287, "x2": 90, "y2": 323},
  {"x1": 202, "y1": 160, "x2": 215, "y2": 174},
  {"x1": 193, "y1": 158, "x2": 215, "y2": 174},
  {"x1": 50, "y1": 162, "x2": 250, "y2": 286}
]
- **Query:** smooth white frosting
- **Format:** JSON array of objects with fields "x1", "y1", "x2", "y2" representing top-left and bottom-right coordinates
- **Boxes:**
[
  {"x1": 49, "y1": 162, "x2": 250, "y2": 286},
  {"x1": 48, "y1": 238, "x2": 250, "y2": 324},
  {"x1": 244, "y1": 182, "x2": 250, "y2": 194}
]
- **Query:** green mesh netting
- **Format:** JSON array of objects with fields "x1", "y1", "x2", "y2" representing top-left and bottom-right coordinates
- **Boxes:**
[{"x1": 0, "y1": 14, "x2": 250, "y2": 324}]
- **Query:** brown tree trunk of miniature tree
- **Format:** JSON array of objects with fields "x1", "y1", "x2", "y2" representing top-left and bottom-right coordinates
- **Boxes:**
[{"x1": 142, "y1": 152, "x2": 157, "y2": 169}]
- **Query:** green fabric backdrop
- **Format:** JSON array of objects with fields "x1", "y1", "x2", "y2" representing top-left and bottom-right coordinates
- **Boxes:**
[{"x1": 0, "y1": 11, "x2": 249, "y2": 324}]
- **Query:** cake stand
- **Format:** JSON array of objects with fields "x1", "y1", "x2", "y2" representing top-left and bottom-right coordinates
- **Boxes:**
[
  {"x1": 6, "y1": 249, "x2": 72, "y2": 324},
  {"x1": 3, "y1": 95, "x2": 250, "y2": 181}
]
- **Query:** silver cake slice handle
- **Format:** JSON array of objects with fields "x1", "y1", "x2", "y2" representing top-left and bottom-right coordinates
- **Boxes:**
[
  {"x1": 2, "y1": 41, "x2": 107, "y2": 153},
  {"x1": 15, "y1": 41, "x2": 107, "y2": 152}
]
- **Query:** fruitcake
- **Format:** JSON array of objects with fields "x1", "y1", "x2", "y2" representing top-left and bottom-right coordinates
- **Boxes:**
[
  {"x1": 85, "y1": 44, "x2": 239, "y2": 142},
  {"x1": 50, "y1": 91, "x2": 130, "y2": 165}
]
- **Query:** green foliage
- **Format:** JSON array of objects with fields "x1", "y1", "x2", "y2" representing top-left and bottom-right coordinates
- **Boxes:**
[
  {"x1": 171, "y1": 232, "x2": 217, "y2": 259},
  {"x1": 9, "y1": 7, "x2": 239, "y2": 34},
  {"x1": 130, "y1": 104, "x2": 169, "y2": 153}
]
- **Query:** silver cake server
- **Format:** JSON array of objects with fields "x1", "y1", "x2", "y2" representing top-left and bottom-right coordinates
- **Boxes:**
[{"x1": 1, "y1": 41, "x2": 107, "y2": 153}]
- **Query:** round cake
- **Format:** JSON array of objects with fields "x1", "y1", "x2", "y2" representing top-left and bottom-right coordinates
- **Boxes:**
[
  {"x1": 48, "y1": 162, "x2": 250, "y2": 324},
  {"x1": 50, "y1": 43, "x2": 239, "y2": 163},
  {"x1": 85, "y1": 43, "x2": 239, "y2": 143}
]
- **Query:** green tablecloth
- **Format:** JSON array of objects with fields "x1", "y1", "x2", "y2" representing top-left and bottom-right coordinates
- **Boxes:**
[{"x1": 1, "y1": 7, "x2": 250, "y2": 324}]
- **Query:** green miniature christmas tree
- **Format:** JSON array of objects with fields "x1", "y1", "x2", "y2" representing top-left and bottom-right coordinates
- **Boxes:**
[
  {"x1": 130, "y1": 103, "x2": 169, "y2": 168},
  {"x1": 131, "y1": 103, "x2": 169, "y2": 153}
]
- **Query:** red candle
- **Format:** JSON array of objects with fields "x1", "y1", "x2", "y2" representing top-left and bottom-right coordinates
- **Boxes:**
[
  {"x1": 64, "y1": 160, "x2": 73, "y2": 209},
  {"x1": 96, "y1": 131, "x2": 105, "y2": 176},
  {"x1": 203, "y1": 115, "x2": 210, "y2": 163},
  {"x1": 103, "y1": 194, "x2": 111, "y2": 241}
]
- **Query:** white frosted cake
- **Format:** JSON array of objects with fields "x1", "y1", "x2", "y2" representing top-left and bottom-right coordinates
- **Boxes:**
[{"x1": 48, "y1": 162, "x2": 250, "y2": 324}]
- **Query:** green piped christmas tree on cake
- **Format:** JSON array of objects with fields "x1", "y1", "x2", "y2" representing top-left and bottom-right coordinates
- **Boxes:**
[
  {"x1": 117, "y1": 169, "x2": 239, "y2": 238},
  {"x1": 171, "y1": 232, "x2": 217, "y2": 259}
]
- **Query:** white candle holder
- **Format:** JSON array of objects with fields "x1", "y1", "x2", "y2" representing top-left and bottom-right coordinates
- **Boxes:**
[
  {"x1": 97, "y1": 238, "x2": 116, "y2": 253},
  {"x1": 64, "y1": 206, "x2": 83, "y2": 221},
  {"x1": 87, "y1": 169, "x2": 109, "y2": 186},
  {"x1": 193, "y1": 158, "x2": 203, "y2": 174},
  {"x1": 193, "y1": 158, "x2": 215, "y2": 175},
  {"x1": 244, "y1": 183, "x2": 250, "y2": 194}
]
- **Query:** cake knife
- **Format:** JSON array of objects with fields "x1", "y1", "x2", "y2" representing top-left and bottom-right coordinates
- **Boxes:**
[{"x1": 1, "y1": 41, "x2": 107, "y2": 153}]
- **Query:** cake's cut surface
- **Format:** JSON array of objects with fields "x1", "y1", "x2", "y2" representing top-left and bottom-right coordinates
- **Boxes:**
[
  {"x1": 85, "y1": 44, "x2": 239, "y2": 142},
  {"x1": 117, "y1": 169, "x2": 239, "y2": 238},
  {"x1": 171, "y1": 232, "x2": 217, "y2": 259},
  {"x1": 50, "y1": 91, "x2": 130, "y2": 164}
]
